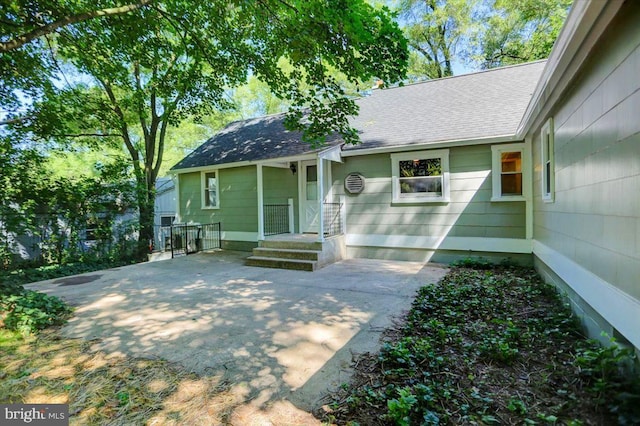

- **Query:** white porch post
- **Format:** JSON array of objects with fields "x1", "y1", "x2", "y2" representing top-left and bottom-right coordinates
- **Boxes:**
[
  {"x1": 257, "y1": 164, "x2": 264, "y2": 240},
  {"x1": 317, "y1": 157, "x2": 325, "y2": 242},
  {"x1": 287, "y1": 198, "x2": 295, "y2": 234}
]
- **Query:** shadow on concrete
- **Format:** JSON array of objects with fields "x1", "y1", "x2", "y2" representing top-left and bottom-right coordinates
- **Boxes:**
[{"x1": 29, "y1": 251, "x2": 448, "y2": 424}]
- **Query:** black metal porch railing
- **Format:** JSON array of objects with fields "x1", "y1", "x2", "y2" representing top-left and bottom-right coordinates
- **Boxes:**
[
  {"x1": 169, "y1": 222, "x2": 221, "y2": 258},
  {"x1": 323, "y1": 202, "x2": 343, "y2": 237},
  {"x1": 264, "y1": 204, "x2": 290, "y2": 236}
]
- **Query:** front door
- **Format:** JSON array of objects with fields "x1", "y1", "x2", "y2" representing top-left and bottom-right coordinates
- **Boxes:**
[{"x1": 301, "y1": 161, "x2": 319, "y2": 233}]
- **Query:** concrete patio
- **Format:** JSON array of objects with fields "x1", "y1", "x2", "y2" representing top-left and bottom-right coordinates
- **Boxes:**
[{"x1": 28, "y1": 250, "x2": 448, "y2": 424}]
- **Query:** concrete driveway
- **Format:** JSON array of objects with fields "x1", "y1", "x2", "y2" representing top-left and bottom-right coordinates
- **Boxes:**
[{"x1": 28, "y1": 251, "x2": 448, "y2": 424}]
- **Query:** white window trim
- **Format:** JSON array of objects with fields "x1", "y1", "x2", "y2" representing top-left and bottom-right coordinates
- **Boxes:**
[
  {"x1": 391, "y1": 149, "x2": 450, "y2": 204},
  {"x1": 541, "y1": 117, "x2": 555, "y2": 202},
  {"x1": 491, "y1": 143, "x2": 529, "y2": 202},
  {"x1": 200, "y1": 170, "x2": 220, "y2": 210}
]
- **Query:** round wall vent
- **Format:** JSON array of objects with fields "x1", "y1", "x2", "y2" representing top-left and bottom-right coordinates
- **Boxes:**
[{"x1": 345, "y1": 172, "x2": 365, "y2": 194}]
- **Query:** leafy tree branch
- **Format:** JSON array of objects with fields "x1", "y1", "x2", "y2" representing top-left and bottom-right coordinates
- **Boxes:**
[{"x1": 0, "y1": 0, "x2": 154, "y2": 52}]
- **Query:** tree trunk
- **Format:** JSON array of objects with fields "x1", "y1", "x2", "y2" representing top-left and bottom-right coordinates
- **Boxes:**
[{"x1": 135, "y1": 171, "x2": 156, "y2": 260}]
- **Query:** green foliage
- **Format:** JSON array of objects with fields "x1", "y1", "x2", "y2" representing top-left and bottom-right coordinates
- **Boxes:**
[
  {"x1": 574, "y1": 337, "x2": 640, "y2": 424},
  {"x1": 473, "y1": 0, "x2": 573, "y2": 68},
  {"x1": 327, "y1": 265, "x2": 640, "y2": 424},
  {"x1": 0, "y1": 144, "x2": 137, "y2": 270},
  {"x1": 396, "y1": 0, "x2": 474, "y2": 79},
  {"x1": 0, "y1": 288, "x2": 72, "y2": 335}
]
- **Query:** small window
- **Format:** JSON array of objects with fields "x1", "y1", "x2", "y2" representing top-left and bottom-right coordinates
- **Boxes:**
[
  {"x1": 391, "y1": 149, "x2": 450, "y2": 203},
  {"x1": 201, "y1": 170, "x2": 219, "y2": 209},
  {"x1": 85, "y1": 216, "x2": 107, "y2": 241},
  {"x1": 541, "y1": 118, "x2": 554, "y2": 202},
  {"x1": 160, "y1": 215, "x2": 175, "y2": 227},
  {"x1": 491, "y1": 143, "x2": 527, "y2": 201}
]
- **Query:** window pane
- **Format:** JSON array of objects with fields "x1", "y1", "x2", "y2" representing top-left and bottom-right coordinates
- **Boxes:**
[
  {"x1": 306, "y1": 182, "x2": 317, "y2": 200},
  {"x1": 204, "y1": 172, "x2": 217, "y2": 207},
  {"x1": 160, "y1": 216, "x2": 174, "y2": 227},
  {"x1": 400, "y1": 176, "x2": 442, "y2": 194},
  {"x1": 399, "y1": 158, "x2": 441, "y2": 177},
  {"x1": 207, "y1": 189, "x2": 217, "y2": 206},
  {"x1": 206, "y1": 173, "x2": 216, "y2": 190},
  {"x1": 545, "y1": 162, "x2": 551, "y2": 194},
  {"x1": 501, "y1": 152, "x2": 521, "y2": 173},
  {"x1": 306, "y1": 165, "x2": 317, "y2": 182},
  {"x1": 501, "y1": 173, "x2": 522, "y2": 195}
]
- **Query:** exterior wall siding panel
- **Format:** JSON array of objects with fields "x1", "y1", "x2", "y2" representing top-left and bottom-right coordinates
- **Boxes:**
[
  {"x1": 333, "y1": 145, "x2": 527, "y2": 260},
  {"x1": 530, "y1": 1, "x2": 640, "y2": 349}
]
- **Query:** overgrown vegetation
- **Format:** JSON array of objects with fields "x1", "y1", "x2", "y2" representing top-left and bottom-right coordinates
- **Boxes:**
[
  {"x1": 321, "y1": 264, "x2": 640, "y2": 425},
  {"x1": 1, "y1": 154, "x2": 139, "y2": 269}
]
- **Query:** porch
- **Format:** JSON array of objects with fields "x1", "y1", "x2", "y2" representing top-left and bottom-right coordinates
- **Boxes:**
[{"x1": 256, "y1": 145, "x2": 344, "y2": 244}]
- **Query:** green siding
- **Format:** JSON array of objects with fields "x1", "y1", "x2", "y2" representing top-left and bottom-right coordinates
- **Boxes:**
[
  {"x1": 333, "y1": 145, "x2": 526, "y2": 240},
  {"x1": 179, "y1": 166, "x2": 258, "y2": 232},
  {"x1": 531, "y1": 1, "x2": 640, "y2": 301},
  {"x1": 178, "y1": 165, "x2": 299, "y2": 235}
]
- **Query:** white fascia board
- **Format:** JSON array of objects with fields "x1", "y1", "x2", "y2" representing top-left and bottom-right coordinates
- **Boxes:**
[
  {"x1": 533, "y1": 240, "x2": 640, "y2": 350},
  {"x1": 346, "y1": 234, "x2": 532, "y2": 254},
  {"x1": 319, "y1": 144, "x2": 344, "y2": 163},
  {"x1": 517, "y1": 0, "x2": 624, "y2": 138},
  {"x1": 341, "y1": 134, "x2": 518, "y2": 157}
]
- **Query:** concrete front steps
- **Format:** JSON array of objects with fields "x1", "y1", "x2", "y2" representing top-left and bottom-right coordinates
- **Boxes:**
[{"x1": 246, "y1": 234, "x2": 345, "y2": 271}]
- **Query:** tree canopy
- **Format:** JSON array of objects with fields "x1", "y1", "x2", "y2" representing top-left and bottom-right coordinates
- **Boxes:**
[
  {"x1": 394, "y1": 0, "x2": 572, "y2": 77},
  {"x1": 475, "y1": 0, "x2": 573, "y2": 68}
]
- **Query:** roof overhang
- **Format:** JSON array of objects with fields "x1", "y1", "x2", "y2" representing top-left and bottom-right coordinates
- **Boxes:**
[{"x1": 516, "y1": 0, "x2": 624, "y2": 138}]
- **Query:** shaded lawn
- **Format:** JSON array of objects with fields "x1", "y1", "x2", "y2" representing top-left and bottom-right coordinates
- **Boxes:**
[{"x1": 0, "y1": 329, "x2": 240, "y2": 425}]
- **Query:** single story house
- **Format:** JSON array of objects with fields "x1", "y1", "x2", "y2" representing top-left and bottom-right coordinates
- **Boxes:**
[{"x1": 170, "y1": 0, "x2": 639, "y2": 352}]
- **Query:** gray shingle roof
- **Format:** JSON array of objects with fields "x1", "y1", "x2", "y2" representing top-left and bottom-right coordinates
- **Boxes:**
[
  {"x1": 345, "y1": 60, "x2": 546, "y2": 151},
  {"x1": 171, "y1": 114, "x2": 342, "y2": 170},
  {"x1": 171, "y1": 60, "x2": 546, "y2": 170}
]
